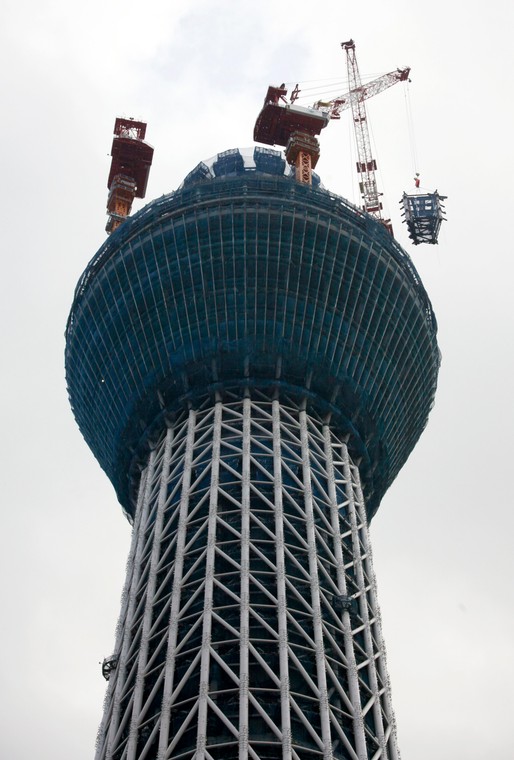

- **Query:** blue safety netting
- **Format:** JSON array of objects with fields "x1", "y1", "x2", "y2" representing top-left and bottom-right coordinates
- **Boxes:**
[{"x1": 66, "y1": 148, "x2": 439, "y2": 519}]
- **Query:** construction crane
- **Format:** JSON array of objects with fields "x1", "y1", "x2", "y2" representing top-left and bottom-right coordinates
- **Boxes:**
[
  {"x1": 254, "y1": 41, "x2": 409, "y2": 234},
  {"x1": 339, "y1": 39, "x2": 404, "y2": 233},
  {"x1": 254, "y1": 41, "x2": 447, "y2": 244},
  {"x1": 106, "y1": 118, "x2": 154, "y2": 234},
  {"x1": 254, "y1": 84, "x2": 330, "y2": 184}
]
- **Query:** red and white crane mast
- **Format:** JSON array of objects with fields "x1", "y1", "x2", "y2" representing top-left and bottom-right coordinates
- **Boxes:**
[{"x1": 342, "y1": 39, "x2": 394, "y2": 231}]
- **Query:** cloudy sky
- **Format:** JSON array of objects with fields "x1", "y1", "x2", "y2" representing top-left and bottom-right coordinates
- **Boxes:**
[{"x1": 1, "y1": 1, "x2": 513, "y2": 758}]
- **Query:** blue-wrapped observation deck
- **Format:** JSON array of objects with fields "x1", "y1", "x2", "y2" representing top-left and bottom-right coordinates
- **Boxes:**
[{"x1": 66, "y1": 147, "x2": 439, "y2": 519}]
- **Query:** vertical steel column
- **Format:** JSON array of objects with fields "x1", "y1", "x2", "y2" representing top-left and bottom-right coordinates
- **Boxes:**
[
  {"x1": 239, "y1": 396, "x2": 251, "y2": 760},
  {"x1": 352, "y1": 463, "x2": 399, "y2": 760},
  {"x1": 272, "y1": 399, "x2": 292, "y2": 760},
  {"x1": 299, "y1": 409, "x2": 333, "y2": 759},
  {"x1": 342, "y1": 445, "x2": 397, "y2": 759},
  {"x1": 350, "y1": 459, "x2": 385, "y2": 753},
  {"x1": 103, "y1": 450, "x2": 158, "y2": 760},
  {"x1": 323, "y1": 429, "x2": 368, "y2": 760},
  {"x1": 157, "y1": 409, "x2": 197, "y2": 758},
  {"x1": 126, "y1": 430, "x2": 174, "y2": 760},
  {"x1": 195, "y1": 399, "x2": 222, "y2": 758},
  {"x1": 95, "y1": 465, "x2": 150, "y2": 760}
]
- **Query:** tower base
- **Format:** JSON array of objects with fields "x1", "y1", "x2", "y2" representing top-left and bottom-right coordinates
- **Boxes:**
[{"x1": 95, "y1": 390, "x2": 398, "y2": 760}]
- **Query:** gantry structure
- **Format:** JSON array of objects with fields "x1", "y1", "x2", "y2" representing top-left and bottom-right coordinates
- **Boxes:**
[{"x1": 66, "y1": 147, "x2": 439, "y2": 760}]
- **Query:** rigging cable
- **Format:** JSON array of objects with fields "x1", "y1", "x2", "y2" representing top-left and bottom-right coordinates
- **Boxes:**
[{"x1": 404, "y1": 79, "x2": 419, "y2": 179}]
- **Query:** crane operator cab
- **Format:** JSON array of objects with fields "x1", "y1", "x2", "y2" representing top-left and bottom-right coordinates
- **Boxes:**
[{"x1": 400, "y1": 188, "x2": 447, "y2": 245}]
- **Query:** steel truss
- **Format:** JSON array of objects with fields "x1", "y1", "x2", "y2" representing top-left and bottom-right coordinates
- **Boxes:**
[{"x1": 95, "y1": 390, "x2": 398, "y2": 760}]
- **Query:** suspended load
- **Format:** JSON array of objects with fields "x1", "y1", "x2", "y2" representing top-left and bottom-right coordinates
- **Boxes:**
[{"x1": 400, "y1": 190, "x2": 447, "y2": 245}]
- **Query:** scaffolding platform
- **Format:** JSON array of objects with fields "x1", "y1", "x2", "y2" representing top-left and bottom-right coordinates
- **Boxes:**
[
  {"x1": 400, "y1": 191, "x2": 447, "y2": 245},
  {"x1": 107, "y1": 119, "x2": 154, "y2": 199},
  {"x1": 254, "y1": 87, "x2": 329, "y2": 147}
]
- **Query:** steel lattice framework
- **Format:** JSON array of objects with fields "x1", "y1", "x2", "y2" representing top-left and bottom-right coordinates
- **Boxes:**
[
  {"x1": 66, "y1": 148, "x2": 439, "y2": 760},
  {"x1": 341, "y1": 40, "x2": 386, "y2": 222},
  {"x1": 95, "y1": 392, "x2": 397, "y2": 760}
]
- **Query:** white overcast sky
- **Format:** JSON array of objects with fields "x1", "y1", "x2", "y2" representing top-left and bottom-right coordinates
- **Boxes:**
[{"x1": 1, "y1": 1, "x2": 513, "y2": 758}]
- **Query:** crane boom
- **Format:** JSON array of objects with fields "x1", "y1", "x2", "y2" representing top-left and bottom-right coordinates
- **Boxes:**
[{"x1": 313, "y1": 65, "x2": 410, "y2": 119}]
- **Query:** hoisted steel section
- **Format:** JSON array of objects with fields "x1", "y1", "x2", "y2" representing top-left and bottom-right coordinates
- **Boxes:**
[
  {"x1": 254, "y1": 86, "x2": 329, "y2": 185},
  {"x1": 106, "y1": 118, "x2": 154, "y2": 234},
  {"x1": 400, "y1": 191, "x2": 447, "y2": 245}
]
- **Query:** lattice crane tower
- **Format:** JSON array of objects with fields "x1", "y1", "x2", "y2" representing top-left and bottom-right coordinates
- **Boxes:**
[{"x1": 66, "y1": 146, "x2": 439, "y2": 760}]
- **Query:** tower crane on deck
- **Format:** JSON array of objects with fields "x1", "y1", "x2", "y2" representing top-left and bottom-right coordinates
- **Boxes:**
[
  {"x1": 254, "y1": 40, "x2": 447, "y2": 244},
  {"x1": 106, "y1": 118, "x2": 154, "y2": 234},
  {"x1": 254, "y1": 40, "x2": 409, "y2": 234}
]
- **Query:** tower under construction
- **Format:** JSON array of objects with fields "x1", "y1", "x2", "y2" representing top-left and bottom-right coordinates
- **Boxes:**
[{"x1": 66, "y1": 146, "x2": 439, "y2": 760}]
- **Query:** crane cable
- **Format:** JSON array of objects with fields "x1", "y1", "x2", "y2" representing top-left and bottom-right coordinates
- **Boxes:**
[
  {"x1": 404, "y1": 80, "x2": 419, "y2": 180},
  {"x1": 347, "y1": 109, "x2": 358, "y2": 206}
]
